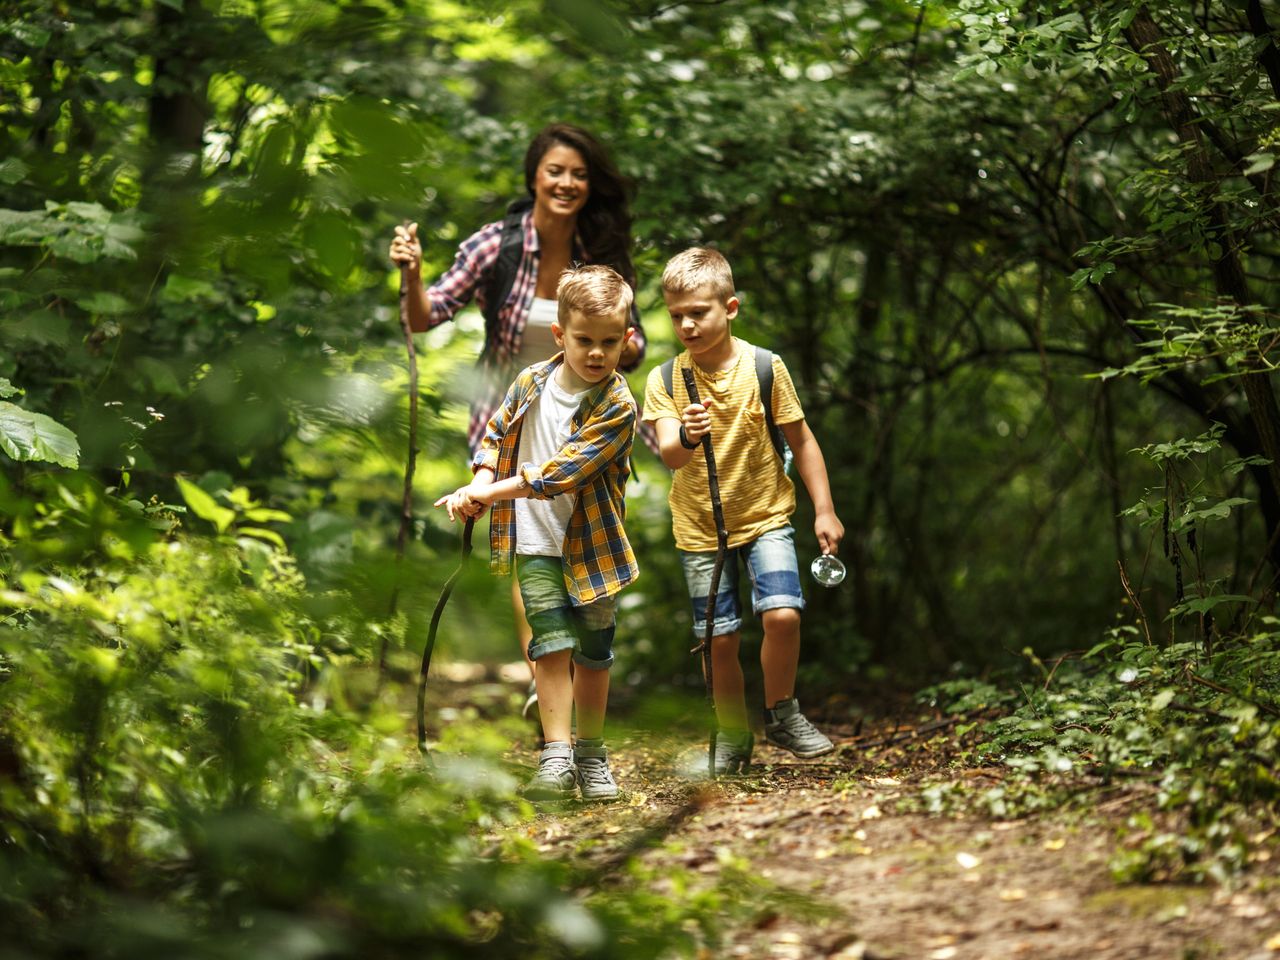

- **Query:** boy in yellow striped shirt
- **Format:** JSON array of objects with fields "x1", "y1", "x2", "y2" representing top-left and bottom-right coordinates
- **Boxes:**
[{"x1": 642, "y1": 247, "x2": 844, "y2": 774}]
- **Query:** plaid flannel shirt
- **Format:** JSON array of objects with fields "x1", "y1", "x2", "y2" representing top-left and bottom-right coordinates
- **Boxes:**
[
  {"x1": 472, "y1": 355, "x2": 638, "y2": 605},
  {"x1": 424, "y1": 210, "x2": 648, "y2": 453}
]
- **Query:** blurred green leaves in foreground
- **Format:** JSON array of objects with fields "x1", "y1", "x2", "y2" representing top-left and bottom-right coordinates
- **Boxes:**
[{"x1": 0, "y1": 471, "x2": 744, "y2": 958}]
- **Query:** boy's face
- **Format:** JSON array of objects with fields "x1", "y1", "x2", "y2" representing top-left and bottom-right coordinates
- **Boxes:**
[
  {"x1": 663, "y1": 286, "x2": 738, "y2": 360},
  {"x1": 553, "y1": 307, "x2": 632, "y2": 391}
]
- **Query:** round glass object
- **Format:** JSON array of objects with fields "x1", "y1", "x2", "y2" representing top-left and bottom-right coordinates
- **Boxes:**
[{"x1": 810, "y1": 554, "x2": 846, "y2": 587}]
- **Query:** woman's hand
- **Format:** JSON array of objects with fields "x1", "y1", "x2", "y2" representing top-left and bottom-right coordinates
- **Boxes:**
[
  {"x1": 389, "y1": 222, "x2": 421, "y2": 270},
  {"x1": 681, "y1": 402, "x2": 711, "y2": 445}
]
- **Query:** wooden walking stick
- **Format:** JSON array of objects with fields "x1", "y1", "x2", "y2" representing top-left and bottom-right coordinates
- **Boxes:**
[
  {"x1": 379, "y1": 224, "x2": 476, "y2": 761},
  {"x1": 417, "y1": 517, "x2": 474, "y2": 759},
  {"x1": 379, "y1": 228, "x2": 421, "y2": 685},
  {"x1": 681, "y1": 367, "x2": 729, "y2": 778}
]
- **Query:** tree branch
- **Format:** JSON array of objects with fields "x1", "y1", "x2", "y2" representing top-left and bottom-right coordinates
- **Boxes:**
[{"x1": 1246, "y1": 0, "x2": 1280, "y2": 101}]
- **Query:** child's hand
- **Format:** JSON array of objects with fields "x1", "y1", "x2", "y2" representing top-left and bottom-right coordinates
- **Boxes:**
[
  {"x1": 814, "y1": 510, "x2": 845, "y2": 556},
  {"x1": 433, "y1": 484, "x2": 488, "y2": 522},
  {"x1": 681, "y1": 402, "x2": 711, "y2": 445}
]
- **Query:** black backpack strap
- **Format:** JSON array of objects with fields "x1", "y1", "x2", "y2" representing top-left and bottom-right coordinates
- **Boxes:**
[
  {"x1": 661, "y1": 358, "x2": 676, "y2": 401},
  {"x1": 755, "y1": 346, "x2": 786, "y2": 461},
  {"x1": 480, "y1": 199, "x2": 533, "y2": 351}
]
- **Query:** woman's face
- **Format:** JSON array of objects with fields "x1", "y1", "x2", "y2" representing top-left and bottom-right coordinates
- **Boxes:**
[{"x1": 532, "y1": 143, "x2": 590, "y2": 221}]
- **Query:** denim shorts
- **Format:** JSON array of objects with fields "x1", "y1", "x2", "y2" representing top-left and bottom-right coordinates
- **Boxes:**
[
  {"x1": 677, "y1": 525, "x2": 804, "y2": 639},
  {"x1": 516, "y1": 555, "x2": 617, "y2": 670}
]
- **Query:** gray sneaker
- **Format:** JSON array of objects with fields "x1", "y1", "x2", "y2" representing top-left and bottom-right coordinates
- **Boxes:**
[
  {"x1": 574, "y1": 738, "x2": 619, "y2": 802},
  {"x1": 522, "y1": 741, "x2": 576, "y2": 800},
  {"x1": 764, "y1": 699, "x2": 834, "y2": 758},
  {"x1": 713, "y1": 727, "x2": 754, "y2": 775}
]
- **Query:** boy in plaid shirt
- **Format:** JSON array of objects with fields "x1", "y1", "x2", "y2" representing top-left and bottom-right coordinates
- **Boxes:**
[{"x1": 436, "y1": 265, "x2": 638, "y2": 801}]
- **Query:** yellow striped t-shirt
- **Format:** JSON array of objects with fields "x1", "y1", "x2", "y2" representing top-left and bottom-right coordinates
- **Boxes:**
[{"x1": 642, "y1": 338, "x2": 804, "y2": 552}]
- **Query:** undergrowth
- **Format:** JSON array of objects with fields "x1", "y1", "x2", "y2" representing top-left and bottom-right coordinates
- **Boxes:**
[
  {"x1": 914, "y1": 627, "x2": 1280, "y2": 884},
  {"x1": 0, "y1": 474, "x2": 741, "y2": 958}
]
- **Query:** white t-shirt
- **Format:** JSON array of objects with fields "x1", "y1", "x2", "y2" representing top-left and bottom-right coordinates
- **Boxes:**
[
  {"x1": 514, "y1": 371, "x2": 585, "y2": 556},
  {"x1": 512, "y1": 297, "x2": 560, "y2": 371}
]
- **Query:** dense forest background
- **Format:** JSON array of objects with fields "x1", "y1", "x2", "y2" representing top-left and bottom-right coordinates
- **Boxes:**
[{"x1": 4, "y1": 1, "x2": 1280, "y2": 956}]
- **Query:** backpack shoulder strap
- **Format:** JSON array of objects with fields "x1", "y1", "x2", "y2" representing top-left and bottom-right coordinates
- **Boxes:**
[
  {"x1": 480, "y1": 202, "x2": 531, "y2": 347},
  {"x1": 754, "y1": 346, "x2": 786, "y2": 461},
  {"x1": 661, "y1": 358, "x2": 676, "y2": 400}
]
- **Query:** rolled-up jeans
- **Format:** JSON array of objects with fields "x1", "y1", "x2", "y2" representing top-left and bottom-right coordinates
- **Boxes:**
[
  {"x1": 516, "y1": 555, "x2": 617, "y2": 671},
  {"x1": 677, "y1": 525, "x2": 805, "y2": 639}
]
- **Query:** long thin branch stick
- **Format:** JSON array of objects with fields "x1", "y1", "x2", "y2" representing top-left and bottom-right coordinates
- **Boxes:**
[
  {"x1": 682, "y1": 368, "x2": 728, "y2": 778},
  {"x1": 1117, "y1": 560, "x2": 1153, "y2": 646},
  {"x1": 379, "y1": 253, "x2": 421, "y2": 683}
]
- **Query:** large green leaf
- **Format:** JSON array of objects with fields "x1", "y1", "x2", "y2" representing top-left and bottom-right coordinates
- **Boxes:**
[
  {"x1": 0, "y1": 158, "x2": 29, "y2": 185},
  {"x1": 176, "y1": 476, "x2": 235, "y2": 533},
  {"x1": 72, "y1": 291, "x2": 131, "y2": 314},
  {"x1": 0, "y1": 401, "x2": 80, "y2": 468}
]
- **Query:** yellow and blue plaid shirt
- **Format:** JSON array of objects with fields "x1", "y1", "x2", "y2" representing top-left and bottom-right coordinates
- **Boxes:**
[{"x1": 472, "y1": 354, "x2": 638, "y2": 605}]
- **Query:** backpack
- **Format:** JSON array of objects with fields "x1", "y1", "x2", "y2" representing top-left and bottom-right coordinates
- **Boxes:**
[
  {"x1": 659, "y1": 347, "x2": 793, "y2": 473},
  {"x1": 479, "y1": 198, "x2": 534, "y2": 352}
]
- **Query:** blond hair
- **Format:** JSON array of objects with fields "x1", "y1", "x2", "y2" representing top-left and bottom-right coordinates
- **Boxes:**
[
  {"x1": 661, "y1": 247, "x2": 735, "y2": 302},
  {"x1": 556, "y1": 264, "x2": 633, "y2": 326}
]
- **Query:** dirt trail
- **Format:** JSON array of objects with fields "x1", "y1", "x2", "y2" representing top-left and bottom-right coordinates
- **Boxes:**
[
  {"x1": 519, "y1": 739, "x2": 1275, "y2": 959},
  {"x1": 463, "y1": 681, "x2": 1280, "y2": 960}
]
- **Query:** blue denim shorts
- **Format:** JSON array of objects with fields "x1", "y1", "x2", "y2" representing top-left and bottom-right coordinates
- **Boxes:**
[
  {"x1": 677, "y1": 525, "x2": 804, "y2": 639},
  {"x1": 516, "y1": 555, "x2": 617, "y2": 671}
]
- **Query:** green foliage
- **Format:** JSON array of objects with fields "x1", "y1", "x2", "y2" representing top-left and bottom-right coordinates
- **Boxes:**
[
  {"x1": 0, "y1": 377, "x2": 80, "y2": 468},
  {"x1": 0, "y1": 476, "x2": 749, "y2": 957},
  {"x1": 1118, "y1": 424, "x2": 1268, "y2": 639},
  {"x1": 922, "y1": 629, "x2": 1280, "y2": 883},
  {"x1": 1093, "y1": 304, "x2": 1280, "y2": 386},
  {"x1": 8, "y1": 0, "x2": 1280, "y2": 677}
]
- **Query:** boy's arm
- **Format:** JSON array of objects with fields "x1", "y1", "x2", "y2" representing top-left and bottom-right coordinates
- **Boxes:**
[
  {"x1": 652, "y1": 417, "x2": 691, "y2": 469},
  {"x1": 436, "y1": 375, "x2": 521, "y2": 523},
  {"x1": 780, "y1": 419, "x2": 845, "y2": 556},
  {"x1": 523, "y1": 398, "x2": 636, "y2": 498},
  {"x1": 642, "y1": 365, "x2": 711, "y2": 470},
  {"x1": 471, "y1": 375, "x2": 524, "y2": 475},
  {"x1": 433, "y1": 467, "x2": 513, "y2": 522}
]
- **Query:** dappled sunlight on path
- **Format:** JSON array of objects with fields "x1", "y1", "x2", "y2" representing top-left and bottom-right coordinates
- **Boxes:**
[{"x1": 429, "y1": 666, "x2": 1280, "y2": 960}]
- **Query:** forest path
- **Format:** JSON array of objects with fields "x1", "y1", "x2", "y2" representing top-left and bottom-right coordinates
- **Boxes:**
[
  {"x1": 431, "y1": 667, "x2": 1280, "y2": 960},
  {"x1": 551, "y1": 738, "x2": 1276, "y2": 959}
]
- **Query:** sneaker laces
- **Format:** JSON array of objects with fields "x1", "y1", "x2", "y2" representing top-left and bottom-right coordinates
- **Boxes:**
[
  {"x1": 537, "y1": 754, "x2": 573, "y2": 778},
  {"x1": 576, "y1": 755, "x2": 613, "y2": 787},
  {"x1": 774, "y1": 711, "x2": 820, "y2": 739}
]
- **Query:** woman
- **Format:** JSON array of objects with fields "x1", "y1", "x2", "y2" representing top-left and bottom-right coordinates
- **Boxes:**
[{"x1": 388, "y1": 122, "x2": 646, "y2": 718}]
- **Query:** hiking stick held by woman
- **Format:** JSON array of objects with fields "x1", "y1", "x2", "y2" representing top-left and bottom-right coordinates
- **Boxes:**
[{"x1": 379, "y1": 234, "x2": 423, "y2": 683}]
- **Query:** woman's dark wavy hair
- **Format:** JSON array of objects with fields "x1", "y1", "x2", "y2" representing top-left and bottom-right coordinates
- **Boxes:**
[{"x1": 524, "y1": 123, "x2": 635, "y2": 286}]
